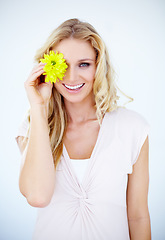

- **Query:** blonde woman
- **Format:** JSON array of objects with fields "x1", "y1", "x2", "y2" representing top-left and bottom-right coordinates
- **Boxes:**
[{"x1": 15, "y1": 18, "x2": 151, "y2": 239}]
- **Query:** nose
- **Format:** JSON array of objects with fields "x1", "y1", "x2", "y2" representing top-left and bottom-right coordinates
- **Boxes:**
[{"x1": 64, "y1": 65, "x2": 78, "y2": 83}]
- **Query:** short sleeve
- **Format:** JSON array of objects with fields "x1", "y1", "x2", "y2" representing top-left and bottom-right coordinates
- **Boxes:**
[
  {"x1": 15, "y1": 112, "x2": 30, "y2": 147},
  {"x1": 116, "y1": 107, "x2": 150, "y2": 168},
  {"x1": 131, "y1": 112, "x2": 150, "y2": 166}
]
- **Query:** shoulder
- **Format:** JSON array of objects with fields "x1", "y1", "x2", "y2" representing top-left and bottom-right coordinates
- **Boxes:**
[
  {"x1": 102, "y1": 107, "x2": 150, "y2": 168},
  {"x1": 105, "y1": 107, "x2": 150, "y2": 148},
  {"x1": 105, "y1": 107, "x2": 149, "y2": 130}
]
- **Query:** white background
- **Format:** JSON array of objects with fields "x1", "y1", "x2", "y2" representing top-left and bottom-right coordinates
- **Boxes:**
[{"x1": 0, "y1": 0, "x2": 165, "y2": 239}]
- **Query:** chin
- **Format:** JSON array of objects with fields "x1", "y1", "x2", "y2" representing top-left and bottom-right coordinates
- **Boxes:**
[{"x1": 63, "y1": 95, "x2": 87, "y2": 104}]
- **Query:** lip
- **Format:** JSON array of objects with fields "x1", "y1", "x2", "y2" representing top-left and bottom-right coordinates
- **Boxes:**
[{"x1": 62, "y1": 83, "x2": 85, "y2": 93}]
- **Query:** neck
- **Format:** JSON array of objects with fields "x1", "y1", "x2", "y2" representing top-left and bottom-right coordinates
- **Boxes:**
[{"x1": 64, "y1": 96, "x2": 97, "y2": 124}]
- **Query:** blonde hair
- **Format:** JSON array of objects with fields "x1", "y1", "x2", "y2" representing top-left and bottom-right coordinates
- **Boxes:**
[{"x1": 25, "y1": 18, "x2": 132, "y2": 169}]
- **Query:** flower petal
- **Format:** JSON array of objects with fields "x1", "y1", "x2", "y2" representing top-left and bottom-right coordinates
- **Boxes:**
[{"x1": 39, "y1": 50, "x2": 68, "y2": 83}]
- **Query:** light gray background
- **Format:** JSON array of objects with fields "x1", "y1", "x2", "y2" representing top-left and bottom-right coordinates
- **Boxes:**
[{"x1": 0, "y1": 0, "x2": 165, "y2": 239}]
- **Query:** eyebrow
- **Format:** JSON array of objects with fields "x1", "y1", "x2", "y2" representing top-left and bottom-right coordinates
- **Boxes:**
[
  {"x1": 65, "y1": 58, "x2": 96, "y2": 65},
  {"x1": 78, "y1": 58, "x2": 95, "y2": 62}
]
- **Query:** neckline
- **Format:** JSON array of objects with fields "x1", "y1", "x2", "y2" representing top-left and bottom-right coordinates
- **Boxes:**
[
  {"x1": 63, "y1": 113, "x2": 107, "y2": 160},
  {"x1": 70, "y1": 158, "x2": 89, "y2": 161},
  {"x1": 63, "y1": 112, "x2": 107, "y2": 186}
]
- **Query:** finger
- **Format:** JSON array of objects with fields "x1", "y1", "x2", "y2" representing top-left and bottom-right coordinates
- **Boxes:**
[
  {"x1": 31, "y1": 62, "x2": 46, "y2": 73},
  {"x1": 45, "y1": 80, "x2": 53, "y2": 87},
  {"x1": 25, "y1": 69, "x2": 45, "y2": 86},
  {"x1": 32, "y1": 68, "x2": 45, "y2": 79},
  {"x1": 32, "y1": 64, "x2": 46, "y2": 74}
]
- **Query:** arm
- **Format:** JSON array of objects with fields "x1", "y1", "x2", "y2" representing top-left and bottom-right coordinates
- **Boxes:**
[
  {"x1": 127, "y1": 137, "x2": 151, "y2": 240},
  {"x1": 18, "y1": 105, "x2": 55, "y2": 208},
  {"x1": 18, "y1": 63, "x2": 55, "y2": 208},
  {"x1": 19, "y1": 106, "x2": 55, "y2": 207}
]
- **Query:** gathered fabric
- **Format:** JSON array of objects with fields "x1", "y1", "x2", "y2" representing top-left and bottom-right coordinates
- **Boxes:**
[{"x1": 15, "y1": 107, "x2": 150, "y2": 240}]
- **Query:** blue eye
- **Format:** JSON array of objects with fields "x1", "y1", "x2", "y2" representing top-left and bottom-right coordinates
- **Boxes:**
[{"x1": 79, "y1": 63, "x2": 90, "y2": 67}]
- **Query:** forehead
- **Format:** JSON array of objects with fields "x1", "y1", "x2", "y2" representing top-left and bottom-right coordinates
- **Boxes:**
[{"x1": 52, "y1": 38, "x2": 96, "y2": 61}]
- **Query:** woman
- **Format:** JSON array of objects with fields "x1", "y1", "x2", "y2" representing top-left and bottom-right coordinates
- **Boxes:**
[{"x1": 15, "y1": 18, "x2": 151, "y2": 239}]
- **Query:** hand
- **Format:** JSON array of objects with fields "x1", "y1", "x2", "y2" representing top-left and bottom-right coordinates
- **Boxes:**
[{"x1": 24, "y1": 63, "x2": 53, "y2": 108}]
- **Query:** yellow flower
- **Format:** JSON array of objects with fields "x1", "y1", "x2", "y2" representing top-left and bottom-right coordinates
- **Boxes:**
[{"x1": 40, "y1": 50, "x2": 68, "y2": 83}]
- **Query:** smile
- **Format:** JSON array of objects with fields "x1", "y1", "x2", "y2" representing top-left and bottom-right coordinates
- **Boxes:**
[{"x1": 62, "y1": 83, "x2": 85, "y2": 90}]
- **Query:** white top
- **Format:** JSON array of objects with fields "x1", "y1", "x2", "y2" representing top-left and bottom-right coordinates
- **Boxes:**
[
  {"x1": 70, "y1": 159, "x2": 90, "y2": 183},
  {"x1": 15, "y1": 107, "x2": 150, "y2": 240}
]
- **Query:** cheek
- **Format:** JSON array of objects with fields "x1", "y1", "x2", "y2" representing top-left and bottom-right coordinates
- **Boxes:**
[{"x1": 85, "y1": 69, "x2": 96, "y2": 83}]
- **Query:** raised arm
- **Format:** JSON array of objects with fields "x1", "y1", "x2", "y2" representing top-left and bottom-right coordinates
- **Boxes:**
[
  {"x1": 18, "y1": 63, "x2": 55, "y2": 208},
  {"x1": 127, "y1": 137, "x2": 151, "y2": 239}
]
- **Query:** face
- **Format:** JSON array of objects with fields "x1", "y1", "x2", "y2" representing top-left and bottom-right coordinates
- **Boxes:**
[{"x1": 52, "y1": 38, "x2": 96, "y2": 105}]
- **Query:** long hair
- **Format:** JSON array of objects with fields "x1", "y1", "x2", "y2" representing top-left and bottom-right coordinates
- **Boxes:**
[{"x1": 25, "y1": 18, "x2": 132, "y2": 169}]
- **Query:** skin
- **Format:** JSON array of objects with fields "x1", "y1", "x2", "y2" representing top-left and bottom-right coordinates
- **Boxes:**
[
  {"x1": 52, "y1": 39, "x2": 99, "y2": 159},
  {"x1": 53, "y1": 39, "x2": 97, "y2": 107},
  {"x1": 18, "y1": 38, "x2": 151, "y2": 238},
  {"x1": 127, "y1": 137, "x2": 151, "y2": 239}
]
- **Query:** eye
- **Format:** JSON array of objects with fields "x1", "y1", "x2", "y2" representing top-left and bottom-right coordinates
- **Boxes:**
[{"x1": 79, "y1": 62, "x2": 90, "y2": 67}]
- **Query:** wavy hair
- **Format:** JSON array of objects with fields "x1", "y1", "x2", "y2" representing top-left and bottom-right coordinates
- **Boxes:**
[{"x1": 25, "y1": 18, "x2": 132, "y2": 169}]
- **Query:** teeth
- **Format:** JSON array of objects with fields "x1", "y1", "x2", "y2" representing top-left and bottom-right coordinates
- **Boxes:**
[{"x1": 64, "y1": 83, "x2": 84, "y2": 90}]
